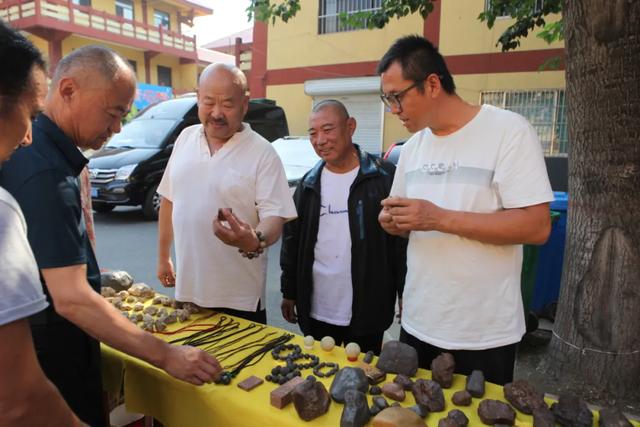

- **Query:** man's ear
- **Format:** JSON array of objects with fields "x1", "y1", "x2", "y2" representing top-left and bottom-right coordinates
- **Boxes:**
[
  {"x1": 346, "y1": 116, "x2": 357, "y2": 137},
  {"x1": 57, "y1": 77, "x2": 77, "y2": 103},
  {"x1": 426, "y1": 73, "x2": 442, "y2": 98}
]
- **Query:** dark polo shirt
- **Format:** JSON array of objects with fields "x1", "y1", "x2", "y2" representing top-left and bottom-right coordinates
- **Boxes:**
[{"x1": 0, "y1": 113, "x2": 101, "y2": 324}]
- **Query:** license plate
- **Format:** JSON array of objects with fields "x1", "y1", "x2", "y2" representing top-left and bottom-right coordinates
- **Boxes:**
[{"x1": 91, "y1": 187, "x2": 98, "y2": 198}]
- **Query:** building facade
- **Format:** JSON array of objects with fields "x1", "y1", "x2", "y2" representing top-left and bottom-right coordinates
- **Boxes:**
[
  {"x1": 250, "y1": 0, "x2": 565, "y2": 155},
  {"x1": 1, "y1": 0, "x2": 212, "y2": 93}
]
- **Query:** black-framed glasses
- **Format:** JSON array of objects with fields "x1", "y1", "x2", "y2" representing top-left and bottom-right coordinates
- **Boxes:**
[{"x1": 380, "y1": 81, "x2": 420, "y2": 111}]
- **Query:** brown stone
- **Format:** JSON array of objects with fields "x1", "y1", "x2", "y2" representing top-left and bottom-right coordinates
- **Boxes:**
[
  {"x1": 376, "y1": 340, "x2": 419, "y2": 376},
  {"x1": 237, "y1": 375, "x2": 264, "y2": 391},
  {"x1": 599, "y1": 407, "x2": 633, "y2": 427},
  {"x1": 292, "y1": 379, "x2": 331, "y2": 421},
  {"x1": 503, "y1": 379, "x2": 547, "y2": 414},
  {"x1": 412, "y1": 379, "x2": 445, "y2": 412},
  {"x1": 270, "y1": 376, "x2": 305, "y2": 409},
  {"x1": 372, "y1": 406, "x2": 424, "y2": 427},
  {"x1": 340, "y1": 389, "x2": 370, "y2": 427},
  {"x1": 533, "y1": 407, "x2": 556, "y2": 427},
  {"x1": 431, "y1": 352, "x2": 456, "y2": 388},
  {"x1": 465, "y1": 370, "x2": 485, "y2": 398},
  {"x1": 551, "y1": 395, "x2": 593, "y2": 427},
  {"x1": 452, "y1": 390, "x2": 472, "y2": 406},
  {"x1": 438, "y1": 418, "x2": 458, "y2": 427},
  {"x1": 361, "y1": 363, "x2": 387, "y2": 385},
  {"x1": 381, "y1": 382, "x2": 406, "y2": 402},
  {"x1": 393, "y1": 374, "x2": 413, "y2": 391},
  {"x1": 477, "y1": 399, "x2": 516, "y2": 425},
  {"x1": 446, "y1": 409, "x2": 469, "y2": 426}
]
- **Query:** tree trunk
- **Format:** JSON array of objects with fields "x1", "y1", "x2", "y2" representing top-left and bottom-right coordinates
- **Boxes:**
[{"x1": 542, "y1": 0, "x2": 640, "y2": 398}]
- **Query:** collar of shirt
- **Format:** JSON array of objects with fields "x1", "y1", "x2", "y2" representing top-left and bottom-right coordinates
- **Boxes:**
[
  {"x1": 33, "y1": 113, "x2": 88, "y2": 176},
  {"x1": 198, "y1": 122, "x2": 253, "y2": 156}
]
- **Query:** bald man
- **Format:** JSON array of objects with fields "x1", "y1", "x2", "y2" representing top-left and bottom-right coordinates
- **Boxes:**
[
  {"x1": 280, "y1": 100, "x2": 406, "y2": 354},
  {"x1": 157, "y1": 63, "x2": 296, "y2": 323},
  {"x1": 0, "y1": 45, "x2": 221, "y2": 427}
]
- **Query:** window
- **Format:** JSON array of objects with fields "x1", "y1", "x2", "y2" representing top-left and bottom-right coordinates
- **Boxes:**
[
  {"x1": 154, "y1": 10, "x2": 170, "y2": 30},
  {"x1": 115, "y1": 0, "x2": 134, "y2": 20},
  {"x1": 72, "y1": 0, "x2": 91, "y2": 6},
  {"x1": 484, "y1": 0, "x2": 544, "y2": 18},
  {"x1": 157, "y1": 66, "x2": 172, "y2": 88},
  {"x1": 318, "y1": 0, "x2": 382, "y2": 34},
  {"x1": 481, "y1": 89, "x2": 568, "y2": 155},
  {"x1": 128, "y1": 60, "x2": 137, "y2": 74}
]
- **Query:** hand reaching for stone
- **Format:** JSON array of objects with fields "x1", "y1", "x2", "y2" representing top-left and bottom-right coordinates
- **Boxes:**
[{"x1": 161, "y1": 345, "x2": 222, "y2": 386}]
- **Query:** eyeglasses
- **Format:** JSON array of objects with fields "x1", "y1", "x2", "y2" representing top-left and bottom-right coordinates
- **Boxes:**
[
  {"x1": 380, "y1": 81, "x2": 420, "y2": 112},
  {"x1": 380, "y1": 74, "x2": 443, "y2": 112}
]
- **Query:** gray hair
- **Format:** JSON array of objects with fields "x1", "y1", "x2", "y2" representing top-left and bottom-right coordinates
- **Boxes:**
[
  {"x1": 52, "y1": 45, "x2": 134, "y2": 87},
  {"x1": 312, "y1": 99, "x2": 350, "y2": 121}
]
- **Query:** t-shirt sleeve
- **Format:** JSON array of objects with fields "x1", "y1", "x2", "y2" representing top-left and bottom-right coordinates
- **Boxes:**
[
  {"x1": 389, "y1": 140, "x2": 410, "y2": 198},
  {"x1": 255, "y1": 147, "x2": 297, "y2": 222},
  {"x1": 0, "y1": 201, "x2": 48, "y2": 326},
  {"x1": 157, "y1": 155, "x2": 173, "y2": 201},
  {"x1": 494, "y1": 119, "x2": 554, "y2": 209},
  {"x1": 14, "y1": 170, "x2": 87, "y2": 269}
]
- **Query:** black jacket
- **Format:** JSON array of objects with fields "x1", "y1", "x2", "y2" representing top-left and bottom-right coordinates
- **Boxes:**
[{"x1": 280, "y1": 146, "x2": 407, "y2": 336}]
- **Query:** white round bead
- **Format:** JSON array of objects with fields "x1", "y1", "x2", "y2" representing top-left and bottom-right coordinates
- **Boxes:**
[
  {"x1": 320, "y1": 336, "x2": 335, "y2": 352},
  {"x1": 303, "y1": 335, "x2": 315, "y2": 349},
  {"x1": 345, "y1": 342, "x2": 361, "y2": 361}
]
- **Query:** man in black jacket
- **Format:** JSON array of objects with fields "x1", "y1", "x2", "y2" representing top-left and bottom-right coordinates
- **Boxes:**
[{"x1": 280, "y1": 99, "x2": 406, "y2": 354}]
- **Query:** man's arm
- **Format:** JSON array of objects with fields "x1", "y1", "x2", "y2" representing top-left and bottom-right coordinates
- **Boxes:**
[
  {"x1": 41, "y1": 265, "x2": 222, "y2": 385},
  {"x1": 157, "y1": 196, "x2": 176, "y2": 287},
  {"x1": 279, "y1": 184, "x2": 303, "y2": 324},
  {"x1": 213, "y1": 209, "x2": 284, "y2": 252},
  {"x1": 382, "y1": 197, "x2": 551, "y2": 245},
  {"x1": 0, "y1": 319, "x2": 85, "y2": 427}
]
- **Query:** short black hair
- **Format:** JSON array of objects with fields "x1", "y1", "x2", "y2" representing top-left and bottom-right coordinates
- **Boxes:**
[
  {"x1": 377, "y1": 35, "x2": 456, "y2": 95},
  {"x1": 0, "y1": 21, "x2": 46, "y2": 117}
]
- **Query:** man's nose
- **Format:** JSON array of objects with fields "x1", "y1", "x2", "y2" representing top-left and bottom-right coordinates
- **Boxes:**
[{"x1": 111, "y1": 118, "x2": 122, "y2": 134}]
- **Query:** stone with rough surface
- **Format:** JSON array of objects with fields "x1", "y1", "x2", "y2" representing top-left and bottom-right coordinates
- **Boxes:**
[
  {"x1": 363, "y1": 351, "x2": 375, "y2": 364},
  {"x1": 362, "y1": 363, "x2": 387, "y2": 384},
  {"x1": 372, "y1": 406, "x2": 424, "y2": 427},
  {"x1": 533, "y1": 407, "x2": 556, "y2": 427},
  {"x1": 100, "y1": 270, "x2": 133, "y2": 292},
  {"x1": 551, "y1": 395, "x2": 593, "y2": 427},
  {"x1": 477, "y1": 399, "x2": 516, "y2": 425},
  {"x1": 381, "y1": 382, "x2": 405, "y2": 402},
  {"x1": 340, "y1": 389, "x2": 370, "y2": 427},
  {"x1": 431, "y1": 353, "x2": 456, "y2": 388},
  {"x1": 412, "y1": 379, "x2": 445, "y2": 412},
  {"x1": 393, "y1": 374, "x2": 413, "y2": 391},
  {"x1": 599, "y1": 407, "x2": 633, "y2": 427},
  {"x1": 372, "y1": 396, "x2": 389, "y2": 410},
  {"x1": 330, "y1": 367, "x2": 369, "y2": 403},
  {"x1": 452, "y1": 389, "x2": 472, "y2": 406},
  {"x1": 503, "y1": 380, "x2": 546, "y2": 414},
  {"x1": 270, "y1": 376, "x2": 305, "y2": 409},
  {"x1": 465, "y1": 370, "x2": 485, "y2": 398},
  {"x1": 407, "y1": 404, "x2": 428, "y2": 418},
  {"x1": 375, "y1": 341, "x2": 418, "y2": 376},
  {"x1": 292, "y1": 379, "x2": 331, "y2": 421},
  {"x1": 446, "y1": 409, "x2": 469, "y2": 426},
  {"x1": 439, "y1": 418, "x2": 457, "y2": 427}
]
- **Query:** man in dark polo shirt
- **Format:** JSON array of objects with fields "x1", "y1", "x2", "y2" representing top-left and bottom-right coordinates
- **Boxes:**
[{"x1": 0, "y1": 45, "x2": 221, "y2": 427}]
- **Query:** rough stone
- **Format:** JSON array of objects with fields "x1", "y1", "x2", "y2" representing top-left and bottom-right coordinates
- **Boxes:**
[
  {"x1": 363, "y1": 351, "x2": 375, "y2": 364},
  {"x1": 438, "y1": 418, "x2": 458, "y2": 427},
  {"x1": 431, "y1": 352, "x2": 456, "y2": 388},
  {"x1": 503, "y1": 380, "x2": 547, "y2": 414},
  {"x1": 599, "y1": 407, "x2": 633, "y2": 426},
  {"x1": 452, "y1": 389, "x2": 472, "y2": 406},
  {"x1": 393, "y1": 374, "x2": 413, "y2": 391},
  {"x1": 340, "y1": 389, "x2": 370, "y2": 427},
  {"x1": 407, "y1": 404, "x2": 428, "y2": 418},
  {"x1": 446, "y1": 409, "x2": 469, "y2": 426},
  {"x1": 465, "y1": 370, "x2": 485, "y2": 398},
  {"x1": 370, "y1": 404, "x2": 383, "y2": 417},
  {"x1": 375, "y1": 340, "x2": 419, "y2": 376},
  {"x1": 100, "y1": 270, "x2": 134, "y2": 292},
  {"x1": 270, "y1": 376, "x2": 305, "y2": 409},
  {"x1": 101, "y1": 287, "x2": 116, "y2": 297},
  {"x1": 412, "y1": 379, "x2": 445, "y2": 412},
  {"x1": 372, "y1": 396, "x2": 389, "y2": 410},
  {"x1": 533, "y1": 407, "x2": 556, "y2": 427},
  {"x1": 330, "y1": 367, "x2": 369, "y2": 403},
  {"x1": 381, "y1": 382, "x2": 405, "y2": 402},
  {"x1": 292, "y1": 379, "x2": 331, "y2": 421},
  {"x1": 372, "y1": 406, "x2": 424, "y2": 427},
  {"x1": 550, "y1": 395, "x2": 593, "y2": 427},
  {"x1": 477, "y1": 399, "x2": 516, "y2": 425},
  {"x1": 362, "y1": 363, "x2": 387, "y2": 384},
  {"x1": 369, "y1": 385, "x2": 382, "y2": 395}
]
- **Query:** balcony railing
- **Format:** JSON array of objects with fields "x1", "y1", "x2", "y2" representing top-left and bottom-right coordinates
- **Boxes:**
[{"x1": 0, "y1": 0, "x2": 196, "y2": 56}]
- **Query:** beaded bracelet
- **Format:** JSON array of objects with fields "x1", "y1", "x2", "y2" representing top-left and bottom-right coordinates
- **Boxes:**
[
  {"x1": 312, "y1": 362, "x2": 339, "y2": 378},
  {"x1": 239, "y1": 230, "x2": 266, "y2": 259}
]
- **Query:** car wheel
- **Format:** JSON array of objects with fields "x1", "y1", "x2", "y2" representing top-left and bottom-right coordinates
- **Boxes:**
[
  {"x1": 142, "y1": 183, "x2": 160, "y2": 220},
  {"x1": 93, "y1": 202, "x2": 115, "y2": 213}
]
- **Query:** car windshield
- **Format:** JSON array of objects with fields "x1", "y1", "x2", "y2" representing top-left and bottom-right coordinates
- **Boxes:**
[
  {"x1": 105, "y1": 119, "x2": 177, "y2": 149},
  {"x1": 271, "y1": 138, "x2": 320, "y2": 182}
]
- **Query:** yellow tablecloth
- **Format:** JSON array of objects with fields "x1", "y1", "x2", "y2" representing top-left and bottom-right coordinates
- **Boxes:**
[{"x1": 100, "y1": 310, "x2": 632, "y2": 427}]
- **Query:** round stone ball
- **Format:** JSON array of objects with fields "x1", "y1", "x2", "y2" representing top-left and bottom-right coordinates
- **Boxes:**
[
  {"x1": 303, "y1": 335, "x2": 315, "y2": 349},
  {"x1": 320, "y1": 336, "x2": 335, "y2": 352},
  {"x1": 345, "y1": 342, "x2": 361, "y2": 362}
]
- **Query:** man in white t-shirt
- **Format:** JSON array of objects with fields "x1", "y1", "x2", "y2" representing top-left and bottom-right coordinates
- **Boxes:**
[
  {"x1": 377, "y1": 36, "x2": 554, "y2": 385},
  {"x1": 157, "y1": 64, "x2": 296, "y2": 323},
  {"x1": 280, "y1": 100, "x2": 406, "y2": 354}
]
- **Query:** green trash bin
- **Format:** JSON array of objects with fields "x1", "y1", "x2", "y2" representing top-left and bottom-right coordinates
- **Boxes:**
[{"x1": 521, "y1": 210, "x2": 561, "y2": 332}]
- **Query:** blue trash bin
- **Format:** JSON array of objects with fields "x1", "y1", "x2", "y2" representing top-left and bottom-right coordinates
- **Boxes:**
[{"x1": 531, "y1": 191, "x2": 568, "y2": 315}]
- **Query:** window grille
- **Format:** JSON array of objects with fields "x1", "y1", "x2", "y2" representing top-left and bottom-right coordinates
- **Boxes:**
[
  {"x1": 483, "y1": 0, "x2": 544, "y2": 18},
  {"x1": 318, "y1": 0, "x2": 382, "y2": 34}
]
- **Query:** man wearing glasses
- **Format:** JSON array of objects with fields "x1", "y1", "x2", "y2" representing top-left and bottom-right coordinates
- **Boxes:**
[{"x1": 377, "y1": 35, "x2": 554, "y2": 385}]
